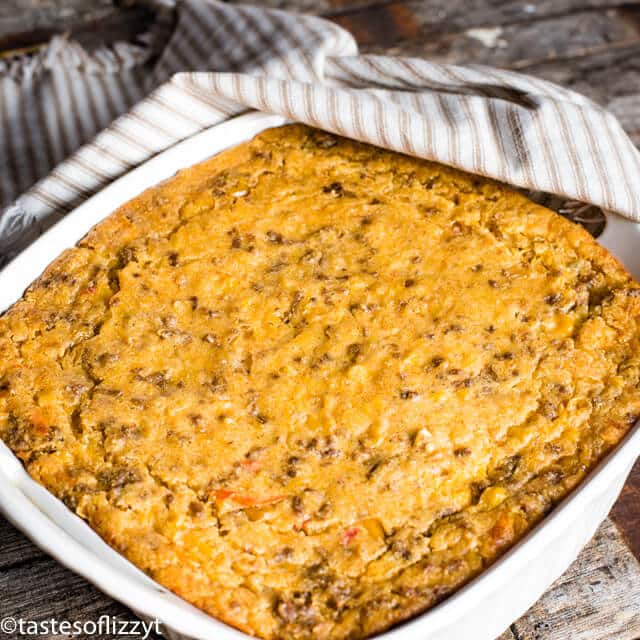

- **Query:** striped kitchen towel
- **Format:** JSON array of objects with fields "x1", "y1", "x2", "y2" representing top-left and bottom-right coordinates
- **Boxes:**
[{"x1": 1, "y1": 0, "x2": 639, "y2": 265}]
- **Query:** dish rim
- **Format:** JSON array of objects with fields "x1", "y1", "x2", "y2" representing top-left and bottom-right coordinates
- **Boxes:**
[{"x1": 0, "y1": 110, "x2": 639, "y2": 640}]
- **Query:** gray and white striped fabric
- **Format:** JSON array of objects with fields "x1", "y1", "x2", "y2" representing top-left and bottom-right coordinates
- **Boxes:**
[{"x1": 1, "y1": 0, "x2": 639, "y2": 265}]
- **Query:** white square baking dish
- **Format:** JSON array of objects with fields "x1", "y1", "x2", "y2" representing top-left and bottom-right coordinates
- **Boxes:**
[{"x1": 0, "y1": 111, "x2": 639, "y2": 640}]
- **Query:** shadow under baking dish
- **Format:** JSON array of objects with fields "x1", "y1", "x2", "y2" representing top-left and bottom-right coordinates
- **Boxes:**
[{"x1": 0, "y1": 111, "x2": 639, "y2": 640}]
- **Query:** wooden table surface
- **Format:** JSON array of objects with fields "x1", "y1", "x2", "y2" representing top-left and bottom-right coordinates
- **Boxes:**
[{"x1": 1, "y1": 1, "x2": 639, "y2": 638}]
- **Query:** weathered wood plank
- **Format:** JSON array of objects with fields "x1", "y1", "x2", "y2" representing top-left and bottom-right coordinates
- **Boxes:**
[
  {"x1": 5, "y1": 0, "x2": 640, "y2": 51},
  {"x1": 0, "y1": 0, "x2": 114, "y2": 33},
  {"x1": 0, "y1": 0, "x2": 153, "y2": 53},
  {"x1": 357, "y1": 9, "x2": 640, "y2": 67},
  {"x1": 0, "y1": 513, "x2": 48, "y2": 570},
  {"x1": 231, "y1": 0, "x2": 640, "y2": 22},
  {"x1": 0, "y1": 520, "x2": 163, "y2": 639},
  {"x1": 524, "y1": 40, "x2": 640, "y2": 101},
  {"x1": 510, "y1": 519, "x2": 640, "y2": 640},
  {"x1": 611, "y1": 459, "x2": 640, "y2": 559}
]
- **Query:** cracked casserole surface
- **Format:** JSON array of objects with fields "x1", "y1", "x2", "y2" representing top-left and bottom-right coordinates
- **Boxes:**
[{"x1": 1, "y1": 124, "x2": 640, "y2": 640}]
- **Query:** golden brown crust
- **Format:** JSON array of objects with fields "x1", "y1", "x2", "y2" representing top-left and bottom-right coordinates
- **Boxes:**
[{"x1": 1, "y1": 124, "x2": 640, "y2": 639}]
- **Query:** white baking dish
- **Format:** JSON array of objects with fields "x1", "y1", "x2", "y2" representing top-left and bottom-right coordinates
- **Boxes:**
[{"x1": 0, "y1": 111, "x2": 639, "y2": 640}]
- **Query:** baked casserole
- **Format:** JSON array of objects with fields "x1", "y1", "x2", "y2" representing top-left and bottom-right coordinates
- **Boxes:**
[{"x1": 1, "y1": 124, "x2": 639, "y2": 639}]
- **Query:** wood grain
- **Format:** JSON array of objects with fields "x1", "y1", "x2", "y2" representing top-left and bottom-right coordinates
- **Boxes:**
[
  {"x1": 231, "y1": 0, "x2": 640, "y2": 21},
  {"x1": 496, "y1": 520, "x2": 640, "y2": 640},
  {"x1": 356, "y1": 8, "x2": 639, "y2": 65},
  {"x1": 0, "y1": 516, "x2": 163, "y2": 639},
  {"x1": 611, "y1": 459, "x2": 640, "y2": 558},
  {"x1": 5, "y1": 0, "x2": 640, "y2": 50},
  {"x1": 0, "y1": 0, "x2": 153, "y2": 53}
]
